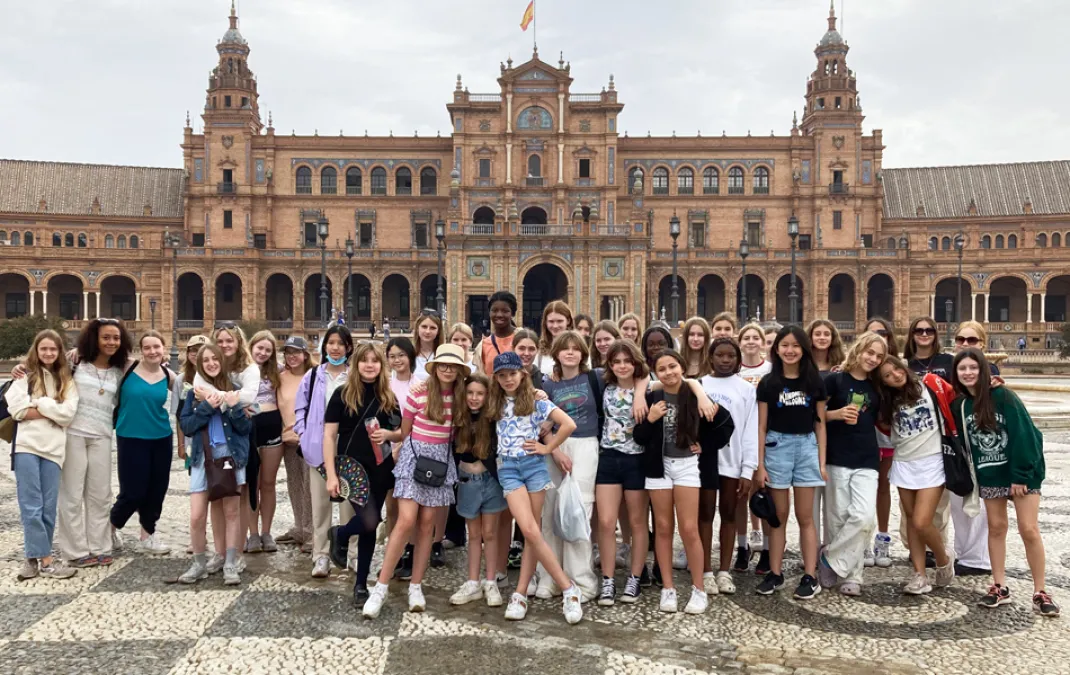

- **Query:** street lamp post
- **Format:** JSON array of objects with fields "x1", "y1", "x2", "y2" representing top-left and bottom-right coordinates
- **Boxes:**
[
  {"x1": 788, "y1": 214, "x2": 800, "y2": 324},
  {"x1": 345, "y1": 237, "x2": 355, "y2": 325},
  {"x1": 954, "y1": 232, "x2": 965, "y2": 326},
  {"x1": 318, "y1": 214, "x2": 330, "y2": 328},
  {"x1": 739, "y1": 238, "x2": 750, "y2": 323},
  {"x1": 149, "y1": 298, "x2": 157, "y2": 331},
  {"x1": 669, "y1": 213, "x2": 681, "y2": 326},
  {"x1": 166, "y1": 233, "x2": 180, "y2": 370},
  {"x1": 945, "y1": 298, "x2": 954, "y2": 349},
  {"x1": 435, "y1": 218, "x2": 446, "y2": 317}
]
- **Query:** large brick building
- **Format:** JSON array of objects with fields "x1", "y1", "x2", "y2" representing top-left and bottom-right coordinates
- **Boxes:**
[{"x1": 1, "y1": 4, "x2": 1068, "y2": 349}]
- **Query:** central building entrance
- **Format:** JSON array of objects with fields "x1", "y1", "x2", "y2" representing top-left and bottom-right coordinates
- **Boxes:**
[{"x1": 521, "y1": 263, "x2": 568, "y2": 332}]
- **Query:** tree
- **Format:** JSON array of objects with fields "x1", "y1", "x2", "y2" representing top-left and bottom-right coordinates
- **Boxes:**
[
  {"x1": 1059, "y1": 323, "x2": 1070, "y2": 359},
  {"x1": 0, "y1": 315, "x2": 72, "y2": 359}
]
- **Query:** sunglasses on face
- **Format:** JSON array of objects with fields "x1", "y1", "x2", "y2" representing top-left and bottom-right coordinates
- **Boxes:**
[
  {"x1": 913, "y1": 327, "x2": 936, "y2": 336},
  {"x1": 216, "y1": 321, "x2": 238, "y2": 330},
  {"x1": 955, "y1": 336, "x2": 981, "y2": 346},
  {"x1": 97, "y1": 318, "x2": 121, "y2": 326},
  {"x1": 419, "y1": 308, "x2": 441, "y2": 319}
]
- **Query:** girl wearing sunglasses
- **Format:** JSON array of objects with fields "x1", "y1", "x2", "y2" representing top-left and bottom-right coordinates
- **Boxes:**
[{"x1": 904, "y1": 317, "x2": 953, "y2": 380}]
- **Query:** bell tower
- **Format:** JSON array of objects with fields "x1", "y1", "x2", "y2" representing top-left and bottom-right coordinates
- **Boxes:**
[
  {"x1": 800, "y1": 1, "x2": 862, "y2": 135},
  {"x1": 204, "y1": 1, "x2": 261, "y2": 132}
]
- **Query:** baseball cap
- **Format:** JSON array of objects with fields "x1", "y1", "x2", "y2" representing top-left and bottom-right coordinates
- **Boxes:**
[
  {"x1": 493, "y1": 351, "x2": 524, "y2": 373},
  {"x1": 186, "y1": 335, "x2": 210, "y2": 349},
  {"x1": 283, "y1": 336, "x2": 309, "y2": 352},
  {"x1": 749, "y1": 488, "x2": 781, "y2": 529}
]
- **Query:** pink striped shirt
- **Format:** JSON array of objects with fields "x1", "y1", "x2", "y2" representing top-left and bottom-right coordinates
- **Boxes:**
[{"x1": 403, "y1": 391, "x2": 454, "y2": 444}]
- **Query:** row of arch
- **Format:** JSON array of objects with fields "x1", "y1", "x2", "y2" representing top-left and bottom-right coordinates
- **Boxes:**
[
  {"x1": 928, "y1": 233, "x2": 1070, "y2": 250},
  {"x1": 295, "y1": 165, "x2": 438, "y2": 196},
  {"x1": 630, "y1": 165, "x2": 770, "y2": 196},
  {"x1": 0, "y1": 232, "x2": 139, "y2": 249},
  {"x1": 0, "y1": 273, "x2": 138, "y2": 321}
]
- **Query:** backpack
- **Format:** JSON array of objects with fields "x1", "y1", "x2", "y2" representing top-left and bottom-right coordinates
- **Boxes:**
[{"x1": 113, "y1": 361, "x2": 174, "y2": 427}]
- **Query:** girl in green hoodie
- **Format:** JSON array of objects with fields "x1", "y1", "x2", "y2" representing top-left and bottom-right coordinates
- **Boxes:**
[{"x1": 951, "y1": 348, "x2": 1058, "y2": 617}]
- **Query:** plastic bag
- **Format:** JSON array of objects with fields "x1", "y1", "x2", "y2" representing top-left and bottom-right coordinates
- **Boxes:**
[{"x1": 552, "y1": 473, "x2": 591, "y2": 543}]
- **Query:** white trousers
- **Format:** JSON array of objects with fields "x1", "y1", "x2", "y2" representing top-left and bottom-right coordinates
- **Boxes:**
[
  {"x1": 950, "y1": 492, "x2": 990, "y2": 569},
  {"x1": 824, "y1": 466, "x2": 878, "y2": 584},
  {"x1": 309, "y1": 469, "x2": 354, "y2": 561},
  {"x1": 813, "y1": 485, "x2": 830, "y2": 545},
  {"x1": 536, "y1": 436, "x2": 600, "y2": 602},
  {"x1": 56, "y1": 434, "x2": 114, "y2": 560}
]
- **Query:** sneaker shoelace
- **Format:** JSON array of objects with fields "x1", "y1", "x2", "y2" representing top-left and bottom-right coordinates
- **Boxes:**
[
  {"x1": 1035, "y1": 590, "x2": 1053, "y2": 605},
  {"x1": 601, "y1": 578, "x2": 614, "y2": 594},
  {"x1": 625, "y1": 577, "x2": 640, "y2": 595}
]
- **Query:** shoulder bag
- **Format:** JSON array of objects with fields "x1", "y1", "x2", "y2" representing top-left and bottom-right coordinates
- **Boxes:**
[
  {"x1": 200, "y1": 429, "x2": 240, "y2": 502},
  {"x1": 925, "y1": 386, "x2": 974, "y2": 497}
]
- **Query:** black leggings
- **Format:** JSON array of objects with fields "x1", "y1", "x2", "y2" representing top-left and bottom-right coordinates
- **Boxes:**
[
  {"x1": 337, "y1": 491, "x2": 386, "y2": 586},
  {"x1": 111, "y1": 435, "x2": 173, "y2": 535}
]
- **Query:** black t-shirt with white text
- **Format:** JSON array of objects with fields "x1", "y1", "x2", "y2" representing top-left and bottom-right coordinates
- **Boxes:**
[
  {"x1": 824, "y1": 372, "x2": 881, "y2": 471},
  {"x1": 756, "y1": 374, "x2": 827, "y2": 435}
]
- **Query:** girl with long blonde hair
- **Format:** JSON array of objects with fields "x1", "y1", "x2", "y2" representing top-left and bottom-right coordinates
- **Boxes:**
[
  {"x1": 536, "y1": 300, "x2": 574, "y2": 377},
  {"x1": 617, "y1": 313, "x2": 643, "y2": 344}
]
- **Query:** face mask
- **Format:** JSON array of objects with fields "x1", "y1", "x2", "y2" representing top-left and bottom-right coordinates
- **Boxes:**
[{"x1": 327, "y1": 354, "x2": 348, "y2": 367}]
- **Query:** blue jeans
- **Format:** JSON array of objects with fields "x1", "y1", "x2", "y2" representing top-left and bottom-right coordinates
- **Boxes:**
[{"x1": 14, "y1": 453, "x2": 62, "y2": 559}]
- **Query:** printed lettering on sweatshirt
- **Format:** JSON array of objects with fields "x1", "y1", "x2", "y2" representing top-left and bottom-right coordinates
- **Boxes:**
[{"x1": 966, "y1": 412, "x2": 1009, "y2": 470}]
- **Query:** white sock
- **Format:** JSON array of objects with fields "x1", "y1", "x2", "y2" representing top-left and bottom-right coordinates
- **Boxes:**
[
  {"x1": 762, "y1": 535, "x2": 770, "y2": 550},
  {"x1": 737, "y1": 534, "x2": 748, "y2": 547}
]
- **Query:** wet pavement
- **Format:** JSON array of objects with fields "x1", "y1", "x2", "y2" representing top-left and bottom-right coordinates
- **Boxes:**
[{"x1": 2, "y1": 435, "x2": 1070, "y2": 674}]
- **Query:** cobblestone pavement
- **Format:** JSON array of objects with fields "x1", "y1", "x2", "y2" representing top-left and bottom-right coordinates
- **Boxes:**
[{"x1": 2, "y1": 436, "x2": 1070, "y2": 675}]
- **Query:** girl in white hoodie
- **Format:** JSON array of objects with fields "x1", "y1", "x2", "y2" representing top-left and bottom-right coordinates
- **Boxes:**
[{"x1": 6, "y1": 330, "x2": 80, "y2": 581}]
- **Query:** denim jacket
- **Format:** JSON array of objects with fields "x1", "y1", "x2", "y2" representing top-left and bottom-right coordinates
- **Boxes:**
[{"x1": 179, "y1": 390, "x2": 253, "y2": 469}]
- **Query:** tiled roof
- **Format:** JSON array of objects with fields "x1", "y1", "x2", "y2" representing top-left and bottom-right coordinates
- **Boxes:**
[
  {"x1": 0, "y1": 159, "x2": 185, "y2": 218},
  {"x1": 882, "y1": 160, "x2": 1070, "y2": 220}
]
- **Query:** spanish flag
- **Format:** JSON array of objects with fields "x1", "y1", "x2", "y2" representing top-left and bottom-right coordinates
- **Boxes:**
[{"x1": 520, "y1": 0, "x2": 534, "y2": 31}]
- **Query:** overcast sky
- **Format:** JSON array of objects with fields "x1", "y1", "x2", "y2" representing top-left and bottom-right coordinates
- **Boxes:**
[{"x1": 1, "y1": 0, "x2": 1066, "y2": 169}]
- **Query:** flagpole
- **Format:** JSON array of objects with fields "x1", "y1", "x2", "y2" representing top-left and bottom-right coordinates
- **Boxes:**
[{"x1": 533, "y1": 0, "x2": 537, "y2": 51}]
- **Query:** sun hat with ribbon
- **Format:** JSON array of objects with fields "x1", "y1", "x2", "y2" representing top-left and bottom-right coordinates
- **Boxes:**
[{"x1": 424, "y1": 343, "x2": 472, "y2": 378}]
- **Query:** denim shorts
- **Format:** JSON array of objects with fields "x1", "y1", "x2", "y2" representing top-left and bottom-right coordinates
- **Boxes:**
[
  {"x1": 763, "y1": 430, "x2": 824, "y2": 489},
  {"x1": 456, "y1": 468, "x2": 508, "y2": 519},
  {"x1": 497, "y1": 454, "x2": 553, "y2": 496},
  {"x1": 595, "y1": 448, "x2": 646, "y2": 491}
]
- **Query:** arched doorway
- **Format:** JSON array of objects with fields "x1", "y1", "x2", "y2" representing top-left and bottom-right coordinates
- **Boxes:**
[
  {"x1": 265, "y1": 274, "x2": 293, "y2": 323},
  {"x1": 657, "y1": 275, "x2": 689, "y2": 325},
  {"x1": 828, "y1": 274, "x2": 856, "y2": 325},
  {"x1": 101, "y1": 276, "x2": 136, "y2": 322},
  {"x1": 989, "y1": 276, "x2": 1027, "y2": 323},
  {"x1": 473, "y1": 206, "x2": 495, "y2": 225},
  {"x1": 382, "y1": 274, "x2": 410, "y2": 326},
  {"x1": 521, "y1": 263, "x2": 568, "y2": 332},
  {"x1": 0, "y1": 273, "x2": 30, "y2": 318},
  {"x1": 521, "y1": 207, "x2": 547, "y2": 224},
  {"x1": 736, "y1": 274, "x2": 765, "y2": 323},
  {"x1": 775, "y1": 275, "x2": 805, "y2": 324},
  {"x1": 343, "y1": 274, "x2": 372, "y2": 321},
  {"x1": 697, "y1": 274, "x2": 725, "y2": 319},
  {"x1": 866, "y1": 274, "x2": 895, "y2": 321},
  {"x1": 304, "y1": 274, "x2": 333, "y2": 323},
  {"x1": 47, "y1": 274, "x2": 84, "y2": 320},
  {"x1": 934, "y1": 278, "x2": 971, "y2": 323},
  {"x1": 1044, "y1": 275, "x2": 1070, "y2": 323},
  {"x1": 421, "y1": 274, "x2": 446, "y2": 314},
  {"x1": 177, "y1": 273, "x2": 204, "y2": 322},
  {"x1": 215, "y1": 273, "x2": 243, "y2": 321}
]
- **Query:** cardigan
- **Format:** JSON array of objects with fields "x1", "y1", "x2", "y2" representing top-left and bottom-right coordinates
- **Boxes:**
[{"x1": 633, "y1": 389, "x2": 734, "y2": 479}]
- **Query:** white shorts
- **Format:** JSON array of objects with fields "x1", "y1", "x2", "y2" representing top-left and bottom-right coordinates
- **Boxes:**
[
  {"x1": 645, "y1": 455, "x2": 702, "y2": 491},
  {"x1": 889, "y1": 454, "x2": 945, "y2": 491}
]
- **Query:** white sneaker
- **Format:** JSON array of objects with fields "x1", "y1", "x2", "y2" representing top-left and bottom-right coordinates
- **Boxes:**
[
  {"x1": 363, "y1": 583, "x2": 388, "y2": 619},
  {"x1": 684, "y1": 586, "x2": 709, "y2": 614},
  {"x1": 483, "y1": 579, "x2": 503, "y2": 607},
  {"x1": 526, "y1": 576, "x2": 538, "y2": 597},
  {"x1": 137, "y1": 534, "x2": 170, "y2": 555},
  {"x1": 716, "y1": 571, "x2": 737, "y2": 595},
  {"x1": 659, "y1": 588, "x2": 678, "y2": 613},
  {"x1": 874, "y1": 534, "x2": 892, "y2": 568},
  {"x1": 206, "y1": 553, "x2": 224, "y2": 575},
  {"x1": 863, "y1": 546, "x2": 876, "y2": 568},
  {"x1": 111, "y1": 530, "x2": 124, "y2": 552},
  {"x1": 408, "y1": 583, "x2": 426, "y2": 612},
  {"x1": 504, "y1": 592, "x2": 528, "y2": 620},
  {"x1": 311, "y1": 556, "x2": 330, "y2": 578},
  {"x1": 703, "y1": 571, "x2": 719, "y2": 595},
  {"x1": 592, "y1": 543, "x2": 601, "y2": 566},
  {"x1": 450, "y1": 580, "x2": 483, "y2": 605},
  {"x1": 673, "y1": 548, "x2": 688, "y2": 570},
  {"x1": 562, "y1": 584, "x2": 583, "y2": 625}
]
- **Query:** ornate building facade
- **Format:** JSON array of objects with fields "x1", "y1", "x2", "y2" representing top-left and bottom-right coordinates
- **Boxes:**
[{"x1": 1, "y1": 4, "x2": 1069, "y2": 349}]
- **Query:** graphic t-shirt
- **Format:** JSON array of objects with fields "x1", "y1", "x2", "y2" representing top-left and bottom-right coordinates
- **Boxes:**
[
  {"x1": 661, "y1": 392, "x2": 690, "y2": 458},
  {"x1": 496, "y1": 398, "x2": 557, "y2": 458},
  {"x1": 889, "y1": 390, "x2": 942, "y2": 462},
  {"x1": 739, "y1": 360, "x2": 772, "y2": 387},
  {"x1": 541, "y1": 370, "x2": 603, "y2": 438},
  {"x1": 824, "y1": 372, "x2": 881, "y2": 470},
  {"x1": 908, "y1": 353, "x2": 954, "y2": 381},
  {"x1": 756, "y1": 374, "x2": 827, "y2": 435},
  {"x1": 601, "y1": 384, "x2": 642, "y2": 455}
]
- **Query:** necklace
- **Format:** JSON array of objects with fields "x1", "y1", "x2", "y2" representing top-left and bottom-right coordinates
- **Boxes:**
[{"x1": 94, "y1": 366, "x2": 109, "y2": 396}]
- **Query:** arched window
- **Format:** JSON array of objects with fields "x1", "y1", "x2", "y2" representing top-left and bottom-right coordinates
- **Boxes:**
[
  {"x1": 0, "y1": 230, "x2": 6, "y2": 244},
  {"x1": 77, "y1": 233, "x2": 87, "y2": 248},
  {"x1": 396, "y1": 167, "x2": 412, "y2": 195},
  {"x1": 130, "y1": 235, "x2": 139, "y2": 249},
  {"x1": 677, "y1": 167, "x2": 694, "y2": 195},
  {"x1": 652, "y1": 167, "x2": 669, "y2": 195},
  {"x1": 346, "y1": 167, "x2": 362, "y2": 195},
  {"x1": 1054, "y1": 233, "x2": 1063, "y2": 248},
  {"x1": 941, "y1": 237, "x2": 951, "y2": 250},
  {"x1": 65, "y1": 233, "x2": 74, "y2": 247},
  {"x1": 702, "y1": 167, "x2": 719, "y2": 194},
  {"x1": 1065, "y1": 231, "x2": 1070, "y2": 246},
  {"x1": 10, "y1": 231, "x2": 19, "y2": 246},
  {"x1": 370, "y1": 167, "x2": 387, "y2": 195},
  {"x1": 928, "y1": 237, "x2": 938, "y2": 250},
  {"x1": 527, "y1": 155, "x2": 542, "y2": 177},
  {"x1": 420, "y1": 167, "x2": 437, "y2": 195},
  {"x1": 117, "y1": 235, "x2": 127, "y2": 249},
  {"x1": 753, "y1": 166, "x2": 770, "y2": 194},
  {"x1": 53, "y1": 233, "x2": 62, "y2": 247},
  {"x1": 105, "y1": 234, "x2": 115, "y2": 248},
  {"x1": 320, "y1": 167, "x2": 337, "y2": 194},
  {"x1": 1037, "y1": 233, "x2": 1048, "y2": 247},
  {"x1": 980, "y1": 235, "x2": 991, "y2": 249},
  {"x1": 295, "y1": 166, "x2": 312, "y2": 194},
  {"x1": 886, "y1": 237, "x2": 897, "y2": 249},
  {"x1": 727, "y1": 167, "x2": 745, "y2": 194},
  {"x1": 1008, "y1": 234, "x2": 1017, "y2": 249},
  {"x1": 24, "y1": 232, "x2": 33, "y2": 246},
  {"x1": 995, "y1": 234, "x2": 1004, "y2": 249}
]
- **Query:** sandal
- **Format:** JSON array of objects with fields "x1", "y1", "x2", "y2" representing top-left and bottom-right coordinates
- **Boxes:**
[
  {"x1": 96, "y1": 554, "x2": 114, "y2": 566},
  {"x1": 69, "y1": 555, "x2": 100, "y2": 569}
]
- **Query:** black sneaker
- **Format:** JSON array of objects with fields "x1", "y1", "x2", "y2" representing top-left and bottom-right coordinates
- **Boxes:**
[
  {"x1": 1033, "y1": 590, "x2": 1060, "y2": 617},
  {"x1": 395, "y1": 545, "x2": 414, "y2": 581},
  {"x1": 794, "y1": 574, "x2": 821, "y2": 600},
  {"x1": 507, "y1": 541, "x2": 524, "y2": 569},
  {"x1": 353, "y1": 579, "x2": 370, "y2": 605},
  {"x1": 598, "y1": 576, "x2": 616, "y2": 606},
  {"x1": 639, "y1": 564, "x2": 653, "y2": 587},
  {"x1": 925, "y1": 551, "x2": 936, "y2": 569},
  {"x1": 979, "y1": 584, "x2": 1011, "y2": 608},
  {"x1": 430, "y1": 542, "x2": 446, "y2": 568},
  {"x1": 733, "y1": 546, "x2": 750, "y2": 573},
  {"x1": 756, "y1": 572, "x2": 785, "y2": 595},
  {"x1": 621, "y1": 575, "x2": 642, "y2": 603},
  {"x1": 327, "y1": 526, "x2": 349, "y2": 570},
  {"x1": 755, "y1": 550, "x2": 771, "y2": 576}
]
